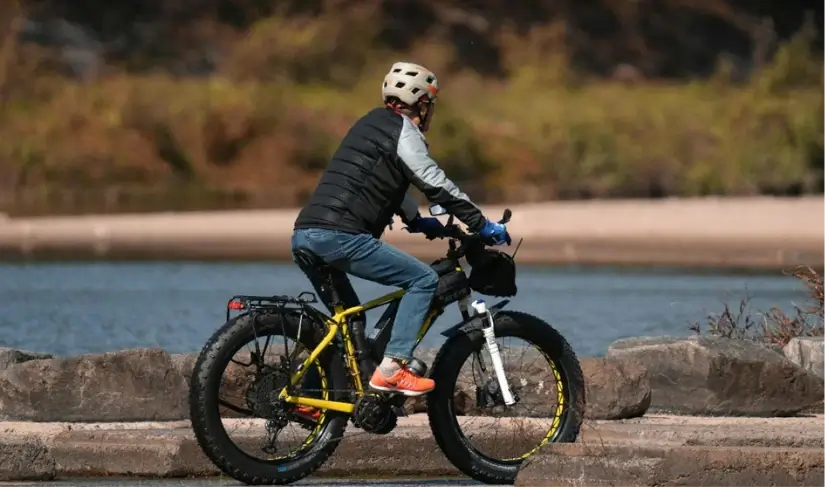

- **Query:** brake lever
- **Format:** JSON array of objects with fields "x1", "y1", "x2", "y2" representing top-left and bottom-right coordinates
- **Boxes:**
[{"x1": 498, "y1": 208, "x2": 512, "y2": 225}]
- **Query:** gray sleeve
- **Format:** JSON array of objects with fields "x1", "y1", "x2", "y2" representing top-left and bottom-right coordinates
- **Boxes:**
[
  {"x1": 396, "y1": 117, "x2": 486, "y2": 232},
  {"x1": 397, "y1": 193, "x2": 420, "y2": 224}
]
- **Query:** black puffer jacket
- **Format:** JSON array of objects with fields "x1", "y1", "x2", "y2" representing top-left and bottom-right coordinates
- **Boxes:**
[{"x1": 294, "y1": 107, "x2": 485, "y2": 238}]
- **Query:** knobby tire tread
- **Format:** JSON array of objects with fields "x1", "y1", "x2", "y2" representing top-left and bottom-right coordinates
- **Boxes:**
[
  {"x1": 426, "y1": 310, "x2": 585, "y2": 485},
  {"x1": 189, "y1": 312, "x2": 350, "y2": 485}
]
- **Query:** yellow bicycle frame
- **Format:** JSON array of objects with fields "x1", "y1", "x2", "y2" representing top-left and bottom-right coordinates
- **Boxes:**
[{"x1": 278, "y1": 288, "x2": 442, "y2": 414}]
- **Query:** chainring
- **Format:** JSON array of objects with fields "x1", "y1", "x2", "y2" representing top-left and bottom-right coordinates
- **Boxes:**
[{"x1": 352, "y1": 393, "x2": 398, "y2": 435}]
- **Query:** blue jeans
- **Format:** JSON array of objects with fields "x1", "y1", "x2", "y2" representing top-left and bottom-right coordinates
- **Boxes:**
[{"x1": 292, "y1": 228, "x2": 438, "y2": 362}]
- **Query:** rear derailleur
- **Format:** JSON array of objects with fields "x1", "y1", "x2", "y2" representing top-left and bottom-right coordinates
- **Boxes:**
[{"x1": 244, "y1": 361, "x2": 319, "y2": 455}]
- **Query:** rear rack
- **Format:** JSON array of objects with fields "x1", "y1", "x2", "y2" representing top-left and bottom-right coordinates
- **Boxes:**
[{"x1": 225, "y1": 291, "x2": 320, "y2": 321}]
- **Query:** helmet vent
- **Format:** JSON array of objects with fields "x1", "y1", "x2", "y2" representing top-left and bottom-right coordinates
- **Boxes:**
[
  {"x1": 394, "y1": 81, "x2": 406, "y2": 88},
  {"x1": 392, "y1": 68, "x2": 402, "y2": 73},
  {"x1": 405, "y1": 71, "x2": 419, "y2": 76},
  {"x1": 411, "y1": 87, "x2": 421, "y2": 94}
]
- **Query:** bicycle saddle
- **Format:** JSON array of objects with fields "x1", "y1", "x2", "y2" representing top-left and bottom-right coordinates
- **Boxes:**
[{"x1": 292, "y1": 248, "x2": 330, "y2": 271}]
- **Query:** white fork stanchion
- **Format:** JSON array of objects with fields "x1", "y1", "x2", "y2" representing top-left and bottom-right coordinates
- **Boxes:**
[{"x1": 471, "y1": 299, "x2": 516, "y2": 406}]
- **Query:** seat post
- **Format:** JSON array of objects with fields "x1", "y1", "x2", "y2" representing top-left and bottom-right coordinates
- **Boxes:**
[
  {"x1": 292, "y1": 248, "x2": 342, "y2": 311},
  {"x1": 292, "y1": 247, "x2": 375, "y2": 379},
  {"x1": 326, "y1": 268, "x2": 375, "y2": 378}
]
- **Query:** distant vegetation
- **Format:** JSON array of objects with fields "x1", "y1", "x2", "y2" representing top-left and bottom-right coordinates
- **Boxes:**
[{"x1": 0, "y1": 0, "x2": 822, "y2": 215}]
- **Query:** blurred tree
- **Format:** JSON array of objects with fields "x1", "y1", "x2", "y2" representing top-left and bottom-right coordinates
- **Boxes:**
[{"x1": 14, "y1": 0, "x2": 824, "y2": 79}]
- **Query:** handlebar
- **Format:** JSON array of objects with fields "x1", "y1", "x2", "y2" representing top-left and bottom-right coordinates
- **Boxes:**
[{"x1": 427, "y1": 208, "x2": 512, "y2": 259}]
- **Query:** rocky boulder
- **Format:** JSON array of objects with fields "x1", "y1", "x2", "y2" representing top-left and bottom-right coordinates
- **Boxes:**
[
  {"x1": 783, "y1": 337, "x2": 824, "y2": 415},
  {"x1": 783, "y1": 337, "x2": 824, "y2": 380},
  {"x1": 171, "y1": 352, "x2": 199, "y2": 387},
  {"x1": 0, "y1": 347, "x2": 52, "y2": 371},
  {"x1": 0, "y1": 348, "x2": 189, "y2": 422},
  {"x1": 0, "y1": 344, "x2": 298, "y2": 422},
  {"x1": 582, "y1": 357, "x2": 651, "y2": 420},
  {"x1": 405, "y1": 348, "x2": 650, "y2": 420},
  {"x1": 607, "y1": 336, "x2": 824, "y2": 416}
]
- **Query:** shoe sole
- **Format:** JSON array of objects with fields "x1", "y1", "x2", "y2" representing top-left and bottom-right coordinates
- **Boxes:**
[{"x1": 369, "y1": 382, "x2": 433, "y2": 396}]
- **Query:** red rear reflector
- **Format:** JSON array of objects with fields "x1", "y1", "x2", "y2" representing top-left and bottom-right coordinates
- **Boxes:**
[{"x1": 228, "y1": 300, "x2": 245, "y2": 310}]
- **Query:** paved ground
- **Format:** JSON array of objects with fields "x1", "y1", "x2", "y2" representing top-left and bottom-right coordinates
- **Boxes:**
[
  {"x1": 2, "y1": 414, "x2": 823, "y2": 486},
  {"x1": 0, "y1": 478, "x2": 490, "y2": 487}
]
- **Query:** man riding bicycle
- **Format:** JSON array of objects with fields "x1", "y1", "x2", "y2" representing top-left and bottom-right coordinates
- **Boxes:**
[{"x1": 291, "y1": 61, "x2": 511, "y2": 401}]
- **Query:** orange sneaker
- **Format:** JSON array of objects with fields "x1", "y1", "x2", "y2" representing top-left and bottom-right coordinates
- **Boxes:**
[{"x1": 369, "y1": 365, "x2": 435, "y2": 396}]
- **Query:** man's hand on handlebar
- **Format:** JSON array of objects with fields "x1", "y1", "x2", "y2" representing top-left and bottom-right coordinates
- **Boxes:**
[
  {"x1": 403, "y1": 214, "x2": 445, "y2": 238},
  {"x1": 479, "y1": 218, "x2": 511, "y2": 246},
  {"x1": 421, "y1": 209, "x2": 513, "y2": 247}
]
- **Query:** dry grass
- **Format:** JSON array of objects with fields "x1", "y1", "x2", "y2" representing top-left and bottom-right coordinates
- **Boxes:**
[{"x1": 689, "y1": 266, "x2": 825, "y2": 348}]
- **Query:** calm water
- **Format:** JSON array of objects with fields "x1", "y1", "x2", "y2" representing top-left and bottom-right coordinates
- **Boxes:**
[{"x1": 0, "y1": 262, "x2": 809, "y2": 358}]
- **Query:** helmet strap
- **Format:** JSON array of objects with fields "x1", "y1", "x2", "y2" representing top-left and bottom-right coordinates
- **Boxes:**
[
  {"x1": 416, "y1": 100, "x2": 432, "y2": 131},
  {"x1": 385, "y1": 97, "x2": 431, "y2": 130}
]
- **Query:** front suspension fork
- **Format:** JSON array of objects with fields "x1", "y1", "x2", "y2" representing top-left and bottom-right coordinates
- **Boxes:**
[{"x1": 470, "y1": 299, "x2": 516, "y2": 406}]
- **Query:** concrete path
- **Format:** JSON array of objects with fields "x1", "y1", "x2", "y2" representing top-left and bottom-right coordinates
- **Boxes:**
[
  {"x1": 1, "y1": 414, "x2": 822, "y2": 485},
  {"x1": 1, "y1": 479, "x2": 489, "y2": 487},
  {"x1": 0, "y1": 197, "x2": 822, "y2": 269},
  {"x1": 520, "y1": 414, "x2": 824, "y2": 486}
]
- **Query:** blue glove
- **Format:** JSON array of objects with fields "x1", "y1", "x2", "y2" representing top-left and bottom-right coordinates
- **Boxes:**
[
  {"x1": 404, "y1": 216, "x2": 444, "y2": 237},
  {"x1": 479, "y1": 218, "x2": 511, "y2": 245}
]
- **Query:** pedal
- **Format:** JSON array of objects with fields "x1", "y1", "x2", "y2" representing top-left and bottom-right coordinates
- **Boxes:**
[{"x1": 391, "y1": 405, "x2": 408, "y2": 417}]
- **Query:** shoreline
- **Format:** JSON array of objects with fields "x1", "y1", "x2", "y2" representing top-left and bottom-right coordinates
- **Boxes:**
[{"x1": 0, "y1": 196, "x2": 822, "y2": 270}]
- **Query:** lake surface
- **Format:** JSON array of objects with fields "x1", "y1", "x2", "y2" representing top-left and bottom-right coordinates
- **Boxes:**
[{"x1": 0, "y1": 262, "x2": 810, "y2": 358}]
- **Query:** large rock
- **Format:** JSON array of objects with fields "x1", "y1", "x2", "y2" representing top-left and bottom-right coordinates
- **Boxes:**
[
  {"x1": 0, "y1": 348, "x2": 189, "y2": 422},
  {"x1": 0, "y1": 347, "x2": 53, "y2": 370},
  {"x1": 405, "y1": 348, "x2": 649, "y2": 420},
  {"x1": 784, "y1": 337, "x2": 824, "y2": 379},
  {"x1": 582, "y1": 357, "x2": 650, "y2": 420},
  {"x1": 171, "y1": 352, "x2": 199, "y2": 387},
  {"x1": 607, "y1": 336, "x2": 824, "y2": 416},
  {"x1": 783, "y1": 337, "x2": 825, "y2": 415}
]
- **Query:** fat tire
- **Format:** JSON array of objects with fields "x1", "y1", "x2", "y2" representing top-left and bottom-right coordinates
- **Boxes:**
[
  {"x1": 189, "y1": 311, "x2": 350, "y2": 485},
  {"x1": 426, "y1": 310, "x2": 585, "y2": 485}
]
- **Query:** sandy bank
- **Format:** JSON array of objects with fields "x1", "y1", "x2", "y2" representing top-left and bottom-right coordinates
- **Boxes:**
[{"x1": 0, "y1": 196, "x2": 821, "y2": 269}]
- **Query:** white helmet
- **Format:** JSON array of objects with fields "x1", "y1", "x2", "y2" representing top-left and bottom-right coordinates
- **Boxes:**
[{"x1": 382, "y1": 61, "x2": 439, "y2": 106}]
